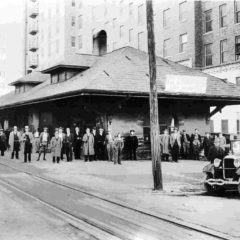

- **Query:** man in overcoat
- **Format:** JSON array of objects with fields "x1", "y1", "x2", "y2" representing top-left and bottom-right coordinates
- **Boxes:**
[
  {"x1": 190, "y1": 128, "x2": 202, "y2": 159},
  {"x1": 203, "y1": 132, "x2": 213, "y2": 159},
  {"x1": 180, "y1": 130, "x2": 190, "y2": 159},
  {"x1": 82, "y1": 128, "x2": 95, "y2": 162},
  {"x1": 50, "y1": 130, "x2": 62, "y2": 164},
  {"x1": 92, "y1": 127, "x2": 97, "y2": 160},
  {"x1": 0, "y1": 129, "x2": 7, "y2": 156},
  {"x1": 96, "y1": 127, "x2": 105, "y2": 160},
  {"x1": 9, "y1": 126, "x2": 21, "y2": 159},
  {"x1": 65, "y1": 127, "x2": 73, "y2": 162},
  {"x1": 160, "y1": 129, "x2": 170, "y2": 161},
  {"x1": 170, "y1": 128, "x2": 181, "y2": 162},
  {"x1": 21, "y1": 126, "x2": 34, "y2": 163},
  {"x1": 59, "y1": 127, "x2": 66, "y2": 160}
]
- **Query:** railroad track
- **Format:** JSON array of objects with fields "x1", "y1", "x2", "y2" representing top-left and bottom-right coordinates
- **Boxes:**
[{"x1": 0, "y1": 161, "x2": 235, "y2": 240}]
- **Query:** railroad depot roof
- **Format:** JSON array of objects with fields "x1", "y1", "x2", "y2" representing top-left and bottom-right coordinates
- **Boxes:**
[
  {"x1": 1, "y1": 46, "x2": 240, "y2": 109},
  {"x1": 9, "y1": 71, "x2": 50, "y2": 86}
]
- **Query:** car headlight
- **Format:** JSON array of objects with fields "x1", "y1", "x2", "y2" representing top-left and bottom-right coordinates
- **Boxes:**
[
  {"x1": 234, "y1": 158, "x2": 240, "y2": 168},
  {"x1": 214, "y1": 158, "x2": 221, "y2": 167}
]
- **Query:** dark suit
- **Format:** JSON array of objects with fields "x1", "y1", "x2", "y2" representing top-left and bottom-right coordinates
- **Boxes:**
[
  {"x1": 65, "y1": 134, "x2": 73, "y2": 161},
  {"x1": 73, "y1": 131, "x2": 82, "y2": 159},
  {"x1": 127, "y1": 135, "x2": 138, "y2": 160},
  {"x1": 0, "y1": 133, "x2": 7, "y2": 156},
  {"x1": 96, "y1": 133, "x2": 105, "y2": 160},
  {"x1": 208, "y1": 145, "x2": 224, "y2": 163},
  {"x1": 203, "y1": 136, "x2": 213, "y2": 158}
]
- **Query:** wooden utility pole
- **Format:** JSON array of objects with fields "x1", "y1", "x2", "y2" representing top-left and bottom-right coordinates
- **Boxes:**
[{"x1": 146, "y1": 0, "x2": 163, "y2": 190}]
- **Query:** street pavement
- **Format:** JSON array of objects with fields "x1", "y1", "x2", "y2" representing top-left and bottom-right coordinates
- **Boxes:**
[{"x1": 0, "y1": 153, "x2": 240, "y2": 239}]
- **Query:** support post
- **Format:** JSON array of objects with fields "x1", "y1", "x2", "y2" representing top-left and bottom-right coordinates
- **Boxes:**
[{"x1": 146, "y1": 0, "x2": 163, "y2": 190}]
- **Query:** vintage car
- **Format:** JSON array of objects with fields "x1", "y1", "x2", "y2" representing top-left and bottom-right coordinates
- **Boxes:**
[{"x1": 203, "y1": 139, "x2": 240, "y2": 195}]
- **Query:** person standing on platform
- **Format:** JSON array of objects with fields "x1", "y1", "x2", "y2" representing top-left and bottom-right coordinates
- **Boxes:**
[
  {"x1": 9, "y1": 126, "x2": 21, "y2": 160},
  {"x1": 181, "y1": 130, "x2": 190, "y2": 159},
  {"x1": 0, "y1": 129, "x2": 7, "y2": 156},
  {"x1": 105, "y1": 129, "x2": 114, "y2": 161},
  {"x1": 190, "y1": 129, "x2": 202, "y2": 159},
  {"x1": 59, "y1": 127, "x2": 66, "y2": 160},
  {"x1": 37, "y1": 127, "x2": 50, "y2": 161},
  {"x1": 96, "y1": 127, "x2": 105, "y2": 160},
  {"x1": 21, "y1": 126, "x2": 33, "y2": 163},
  {"x1": 65, "y1": 127, "x2": 73, "y2": 162},
  {"x1": 203, "y1": 132, "x2": 213, "y2": 159},
  {"x1": 73, "y1": 126, "x2": 82, "y2": 160},
  {"x1": 50, "y1": 130, "x2": 62, "y2": 164},
  {"x1": 92, "y1": 127, "x2": 97, "y2": 160},
  {"x1": 192, "y1": 134, "x2": 201, "y2": 160},
  {"x1": 160, "y1": 129, "x2": 170, "y2": 162},
  {"x1": 82, "y1": 128, "x2": 95, "y2": 162},
  {"x1": 208, "y1": 138, "x2": 225, "y2": 163},
  {"x1": 170, "y1": 128, "x2": 181, "y2": 162},
  {"x1": 218, "y1": 132, "x2": 227, "y2": 152},
  {"x1": 127, "y1": 130, "x2": 138, "y2": 160},
  {"x1": 33, "y1": 128, "x2": 40, "y2": 153},
  {"x1": 113, "y1": 133, "x2": 124, "y2": 165}
]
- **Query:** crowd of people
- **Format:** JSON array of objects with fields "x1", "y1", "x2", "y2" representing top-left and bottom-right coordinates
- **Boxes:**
[
  {"x1": 160, "y1": 128, "x2": 227, "y2": 162},
  {"x1": 0, "y1": 126, "x2": 139, "y2": 165}
]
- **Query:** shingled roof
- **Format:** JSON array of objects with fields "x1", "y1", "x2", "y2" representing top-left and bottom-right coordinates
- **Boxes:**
[{"x1": 0, "y1": 46, "x2": 240, "y2": 109}]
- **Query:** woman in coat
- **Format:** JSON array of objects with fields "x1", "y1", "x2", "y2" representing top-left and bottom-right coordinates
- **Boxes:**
[
  {"x1": 160, "y1": 129, "x2": 170, "y2": 161},
  {"x1": 82, "y1": 128, "x2": 95, "y2": 162},
  {"x1": 113, "y1": 133, "x2": 124, "y2": 165},
  {"x1": 170, "y1": 128, "x2": 181, "y2": 162},
  {"x1": 50, "y1": 130, "x2": 62, "y2": 164}
]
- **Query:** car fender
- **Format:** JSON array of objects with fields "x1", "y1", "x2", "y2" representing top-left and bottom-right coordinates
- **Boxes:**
[{"x1": 203, "y1": 163, "x2": 214, "y2": 174}]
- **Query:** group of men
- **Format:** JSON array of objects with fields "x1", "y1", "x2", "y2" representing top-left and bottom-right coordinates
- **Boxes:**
[
  {"x1": 0, "y1": 125, "x2": 139, "y2": 164},
  {"x1": 160, "y1": 128, "x2": 227, "y2": 162}
]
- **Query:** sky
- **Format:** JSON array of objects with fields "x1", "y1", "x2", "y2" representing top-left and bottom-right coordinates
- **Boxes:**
[{"x1": 0, "y1": 0, "x2": 25, "y2": 96}]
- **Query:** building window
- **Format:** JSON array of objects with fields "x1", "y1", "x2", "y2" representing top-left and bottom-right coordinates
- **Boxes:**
[
  {"x1": 179, "y1": 33, "x2": 188, "y2": 53},
  {"x1": 129, "y1": 2, "x2": 133, "y2": 16},
  {"x1": 78, "y1": 35, "x2": 82, "y2": 49},
  {"x1": 163, "y1": 39, "x2": 170, "y2": 57},
  {"x1": 59, "y1": 72, "x2": 66, "y2": 82},
  {"x1": 120, "y1": 25, "x2": 124, "y2": 38},
  {"x1": 72, "y1": 0, "x2": 75, "y2": 7},
  {"x1": 113, "y1": 18, "x2": 117, "y2": 28},
  {"x1": 71, "y1": 36, "x2": 76, "y2": 47},
  {"x1": 51, "y1": 74, "x2": 59, "y2": 84},
  {"x1": 138, "y1": 4, "x2": 144, "y2": 25},
  {"x1": 138, "y1": 32, "x2": 144, "y2": 51},
  {"x1": 79, "y1": 0, "x2": 82, "y2": 8},
  {"x1": 71, "y1": 16, "x2": 76, "y2": 27},
  {"x1": 78, "y1": 15, "x2": 82, "y2": 29},
  {"x1": 163, "y1": 9, "x2": 170, "y2": 28},
  {"x1": 236, "y1": 36, "x2": 240, "y2": 60},
  {"x1": 221, "y1": 119, "x2": 228, "y2": 134},
  {"x1": 235, "y1": 0, "x2": 240, "y2": 23},
  {"x1": 205, "y1": 43, "x2": 213, "y2": 66},
  {"x1": 220, "y1": 39, "x2": 227, "y2": 63},
  {"x1": 219, "y1": 4, "x2": 227, "y2": 28},
  {"x1": 129, "y1": 28, "x2": 133, "y2": 42},
  {"x1": 236, "y1": 77, "x2": 240, "y2": 85},
  {"x1": 205, "y1": 10, "x2": 212, "y2": 33},
  {"x1": 210, "y1": 120, "x2": 214, "y2": 133},
  {"x1": 179, "y1": 1, "x2": 187, "y2": 21}
]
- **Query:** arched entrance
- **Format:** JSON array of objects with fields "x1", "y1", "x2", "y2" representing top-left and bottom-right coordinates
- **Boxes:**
[{"x1": 93, "y1": 30, "x2": 107, "y2": 56}]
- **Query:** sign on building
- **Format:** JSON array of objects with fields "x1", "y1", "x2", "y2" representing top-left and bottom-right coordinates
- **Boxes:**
[{"x1": 165, "y1": 75, "x2": 207, "y2": 94}]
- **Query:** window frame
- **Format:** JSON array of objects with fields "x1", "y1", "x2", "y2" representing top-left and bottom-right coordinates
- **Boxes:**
[
  {"x1": 235, "y1": 0, "x2": 240, "y2": 23},
  {"x1": 219, "y1": 4, "x2": 227, "y2": 28},
  {"x1": 205, "y1": 9, "x2": 212, "y2": 33},
  {"x1": 179, "y1": 33, "x2": 188, "y2": 53},
  {"x1": 163, "y1": 8, "x2": 170, "y2": 28},
  {"x1": 163, "y1": 38, "x2": 170, "y2": 58},
  {"x1": 235, "y1": 35, "x2": 240, "y2": 60},
  {"x1": 71, "y1": 36, "x2": 76, "y2": 47},
  {"x1": 220, "y1": 39, "x2": 227, "y2": 63},
  {"x1": 205, "y1": 43, "x2": 213, "y2": 66},
  {"x1": 179, "y1": 1, "x2": 187, "y2": 22}
]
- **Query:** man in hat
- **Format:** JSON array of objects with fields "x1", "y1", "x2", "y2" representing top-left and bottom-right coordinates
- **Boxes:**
[
  {"x1": 37, "y1": 127, "x2": 50, "y2": 161},
  {"x1": 9, "y1": 126, "x2": 21, "y2": 159},
  {"x1": 96, "y1": 127, "x2": 105, "y2": 160},
  {"x1": 126, "y1": 130, "x2": 138, "y2": 160},
  {"x1": 21, "y1": 125, "x2": 33, "y2": 163},
  {"x1": 58, "y1": 127, "x2": 66, "y2": 160},
  {"x1": 105, "y1": 129, "x2": 114, "y2": 161},
  {"x1": 50, "y1": 129, "x2": 62, "y2": 164},
  {"x1": 203, "y1": 132, "x2": 213, "y2": 159},
  {"x1": 0, "y1": 128, "x2": 7, "y2": 156},
  {"x1": 65, "y1": 127, "x2": 73, "y2": 162},
  {"x1": 208, "y1": 138, "x2": 225, "y2": 163},
  {"x1": 92, "y1": 127, "x2": 97, "y2": 160}
]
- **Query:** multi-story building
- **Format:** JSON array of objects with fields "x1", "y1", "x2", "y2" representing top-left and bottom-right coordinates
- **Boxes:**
[{"x1": 23, "y1": 0, "x2": 240, "y2": 135}]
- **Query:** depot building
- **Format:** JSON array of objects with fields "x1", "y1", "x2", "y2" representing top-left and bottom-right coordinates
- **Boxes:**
[{"x1": 0, "y1": 47, "x2": 240, "y2": 143}]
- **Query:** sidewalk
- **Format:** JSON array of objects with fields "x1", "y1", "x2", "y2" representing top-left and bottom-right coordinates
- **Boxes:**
[{"x1": 1, "y1": 153, "x2": 240, "y2": 238}]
